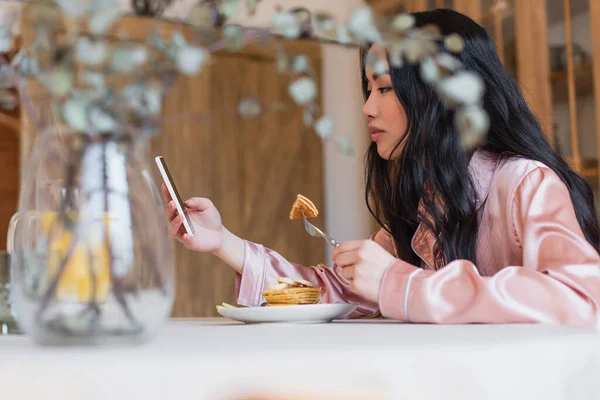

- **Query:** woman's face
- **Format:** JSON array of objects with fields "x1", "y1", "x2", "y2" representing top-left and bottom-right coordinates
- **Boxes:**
[{"x1": 362, "y1": 44, "x2": 408, "y2": 161}]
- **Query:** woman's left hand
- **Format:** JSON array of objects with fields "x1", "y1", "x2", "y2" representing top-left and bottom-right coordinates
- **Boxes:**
[{"x1": 332, "y1": 240, "x2": 397, "y2": 303}]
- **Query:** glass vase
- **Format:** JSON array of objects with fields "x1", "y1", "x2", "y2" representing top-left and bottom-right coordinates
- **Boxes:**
[{"x1": 8, "y1": 125, "x2": 174, "y2": 346}]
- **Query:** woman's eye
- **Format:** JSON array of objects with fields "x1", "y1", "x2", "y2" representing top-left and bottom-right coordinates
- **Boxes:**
[{"x1": 378, "y1": 87, "x2": 392, "y2": 94}]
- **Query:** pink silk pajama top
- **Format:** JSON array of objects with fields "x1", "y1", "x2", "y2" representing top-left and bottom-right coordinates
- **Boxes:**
[{"x1": 235, "y1": 149, "x2": 600, "y2": 328}]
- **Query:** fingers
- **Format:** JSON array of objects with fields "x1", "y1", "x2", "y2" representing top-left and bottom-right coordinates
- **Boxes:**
[
  {"x1": 331, "y1": 240, "x2": 365, "y2": 260},
  {"x1": 161, "y1": 183, "x2": 172, "y2": 203},
  {"x1": 162, "y1": 184, "x2": 179, "y2": 221},
  {"x1": 333, "y1": 251, "x2": 360, "y2": 268},
  {"x1": 166, "y1": 200, "x2": 178, "y2": 221},
  {"x1": 168, "y1": 216, "x2": 194, "y2": 249},
  {"x1": 182, "y1": 233, "x2": 194, "y2": 248},
  {"x1": 169, "y1": 214, "x2": 185, "y2": 239},
  {"x1": 184, "y1": 197, "x2": 213, "y2": 211},
  {"x1": 339, "y1": 265, "x2": 355, "y2": 281}
]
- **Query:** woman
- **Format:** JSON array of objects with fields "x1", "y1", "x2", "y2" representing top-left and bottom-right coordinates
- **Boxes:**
[{"x1": 164, "y1": 9, "x2": 600, "y2": 328}]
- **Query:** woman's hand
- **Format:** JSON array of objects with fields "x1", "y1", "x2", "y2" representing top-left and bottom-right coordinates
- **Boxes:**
[
  {"x1": 332, "y1": 240, "x2": 397, "y2": 303},
  {"x1": 161, "y1": 183, "x2": 223, "y2": 253}
]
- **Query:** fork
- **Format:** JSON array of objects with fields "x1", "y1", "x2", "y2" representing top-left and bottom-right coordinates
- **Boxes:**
[{"x1": 301, "y1": 209, "x2": 339, "y2": 248}]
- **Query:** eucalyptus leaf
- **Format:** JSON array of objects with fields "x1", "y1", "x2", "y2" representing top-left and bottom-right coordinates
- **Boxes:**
[
  {"x1": 147, "y1": 27, "x2": 167, "y2": 50},
  {"x1": 171, "y1": 31, "x2": 187, "y2": 48},
  {"x1": 0, "y1": 65, "x2": 13, "y2": 89},
  {"x1": 220, "y1": 0, "x2": 242, "y2": 18},
  {"x1": 238, "y1": 97, "x2": 262, "y2": 119},
  {"x1": 56, "y1": 0, "x2": 94, "y2": 18},
  {"x1": 456, "y1": 104, "x2": 489, "y2": 150},
  {"x1": 303, "y1": 108, "x2": 315, "y2": 127},
  {"x1": 313, "y1": 12, "x2": 336, "y2": 33},
  {"x1": 122, "y1": 82, "x2": 164, "y2": 117},
  {"x1": 62, "y1": 99, "x2": 89, "y2": 132},
  {"x1": 16, "y1": 55, "x2": 41, "y2": 77},
  {"x1": 83, "y1": 72, "x2": 105, "y2": 91},
  {"x1": 365, "y1": 51, "x2": 379, "y2": 69},
  {"x1": 143, "y1": 85, "x2": 163, "y2": 116},
  {"x1": 0, "y1": 90, "x2": 17, "y2": 110},
  {"x1": 337, "y1": 136, "x2": 354, "y2": 155},
  {"x1": 348, "y1": 5, "x2": 381, "y2": 43},
  {"x1": 89, "y1": 107, "x2": 118, "y2": 132},
  {"x1": 0, "y1": 28, "x2": 12, "y2": 53},
  {"x1": 420, "y1": 57, "x2": 439, "y2": 84},
  {"x1": 288, "y1": 77, "x2": 316, "y2": 106},
  {"x1": 336, "y1": 25, "x2": 351, "y2": 45},
  {"x1": 314, "y1": 116, "x2": 334, "y2": 139},
  {"x1": 436, "y1": 53, "x2": 462, "y2": 73},
  {"x1": 293, "y1": 55, "x2": 309, "y2": 73},
  {"x1": 75, "y1": 37, "x2": 107, "y2": 66},
  {"x1": 176, "y1": 46, "x2": 206, "y2": 76},
  {"x1": 187, "y1": 2, "x2": 216, "y2": 29},
  {"x1": 89, "y1": 4, "x2": 123, "y2": 35},
  {"x1": 444, "y1": 33, "x2": 465, "y2": 54},
  {"x1": 276, "y1": 51, "x2": 289, "y2": 73},
  {"x1": 420, "y1": 24, "x2": 443, "y2": 39},
  {"x1": 404, "y1": 38, "x2": 437, "y2": 63},
  {"x1": 373, "y1": 60, "x2": 389, "y2": 76},
  {"x1": 438, "y1": 72, "x2": 484, "y2": 105},
  {"x1": 388, "y1": 43, "x2": 404, "y2": 67},
  {"x1": 111, "y1": 45, "x2": 148, "y2": 72},
  {"x1": 224, "y1": 24, "x2": 244, "y2": 50},
  {"x1": 10, "y1": 49, "x2": 24, "y2": 68},
  {"x1": 272, "y1": 11, "x2": 301, "y2": 39},
  {"x1": 393, "y1": 14, "x2": 415, "y2": 32},
  {"x1": 42, "y1": 68, "x2": 74, "y2": 97}
]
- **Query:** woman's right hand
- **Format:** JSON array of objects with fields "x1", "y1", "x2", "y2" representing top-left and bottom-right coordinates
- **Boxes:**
[{"x1": 161, "y1": 183, "x2": 223, "y2": 254}]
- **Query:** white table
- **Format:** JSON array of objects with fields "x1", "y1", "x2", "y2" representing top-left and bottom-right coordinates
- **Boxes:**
[{"x1": 1, "y1": 318, "x2": 599, "y2": 400}]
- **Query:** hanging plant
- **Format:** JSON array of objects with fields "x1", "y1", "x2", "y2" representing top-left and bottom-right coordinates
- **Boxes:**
[{"x1": 0, "y1": 0, "x2": 489, "y2": 154}]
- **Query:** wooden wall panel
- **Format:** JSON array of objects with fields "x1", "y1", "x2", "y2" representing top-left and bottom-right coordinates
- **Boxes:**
[
  {"x1": 156, "y1": 46, "x2": 325, "y2": 318},
  {"x1": 404, "y1": 0, "x2": 429, "y2": 12},
  {"x1": 149, "y1": 69, "x2": 216, "y2": 318},
  {"x1": 515, "y1": 0, "x2": 554, "y2": 142},
  {"x1": 233, "y1": 54, "x2": 326, "y2": 269}
]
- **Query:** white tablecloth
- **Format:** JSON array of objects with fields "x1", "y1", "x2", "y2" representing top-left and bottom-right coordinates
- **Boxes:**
[{"x1": 1, "y1": 318, "x2": 599, "y2": 400}]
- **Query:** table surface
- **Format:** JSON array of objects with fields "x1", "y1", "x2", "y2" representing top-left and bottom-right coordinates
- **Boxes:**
[{"x1": 1, "y1": 318, "x2": 599, "y2": 400}]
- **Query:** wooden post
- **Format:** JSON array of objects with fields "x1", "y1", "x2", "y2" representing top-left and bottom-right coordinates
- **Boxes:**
[
  {"x1": 453, "y1": 0, "x2": 482, "y2": 23},
  {"x1": 591, "y1": 0, "x2": 600, "y2": 188},
  {"x1": 515, "y1": 0, "x2": 554, "y2": 144},
  {"x1": 493, "y1": 0, "x2": 505, "y2": 64},
  {"x1": 562, "y1": 0, "x2": 581, "y2": 172}
]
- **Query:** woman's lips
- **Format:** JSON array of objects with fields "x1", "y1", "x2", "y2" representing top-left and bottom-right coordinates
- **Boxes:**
[{"x1": 369, "y1": 126, "x2": 384, "y2": 142}]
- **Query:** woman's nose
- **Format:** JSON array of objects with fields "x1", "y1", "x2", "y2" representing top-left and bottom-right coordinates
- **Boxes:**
[{"x1": 362, "y1": 94, "x2": 379, "y2": 119}]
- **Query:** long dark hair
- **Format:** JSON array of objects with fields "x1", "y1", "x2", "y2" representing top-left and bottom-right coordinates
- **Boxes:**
[{"x1": 363, "y1": 9, "x2": 600, "y2": 268}]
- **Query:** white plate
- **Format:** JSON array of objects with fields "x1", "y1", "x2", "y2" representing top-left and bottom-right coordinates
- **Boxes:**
[{"x1": 217, "y1": 303, "x2": 358, "y2": 324}]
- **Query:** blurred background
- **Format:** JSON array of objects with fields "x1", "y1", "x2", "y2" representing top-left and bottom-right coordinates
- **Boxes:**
[{"x1": 1, "y1": 0, "x2": 599, "y2": 318}]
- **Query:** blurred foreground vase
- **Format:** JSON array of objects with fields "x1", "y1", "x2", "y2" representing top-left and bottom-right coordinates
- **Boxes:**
[
  {"x1": 8, "y1": 126, "x2": 174, "y2": 345},
  {"x1": 0, "y1": 251, "x2": 20, "y2": 335}
]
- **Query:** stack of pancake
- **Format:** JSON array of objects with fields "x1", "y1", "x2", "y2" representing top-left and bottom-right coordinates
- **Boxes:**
[
  {"x1": 260, "y1": 195, "x2": 321, "y2": 307},
  {"x1": 261, "y1": 277, "x2": 321, "y2": 306}
]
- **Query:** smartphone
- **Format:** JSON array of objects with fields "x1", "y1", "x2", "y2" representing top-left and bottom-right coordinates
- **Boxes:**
[{"x1": 155, "y1": 156, "x2": 195, "y2": 236}]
